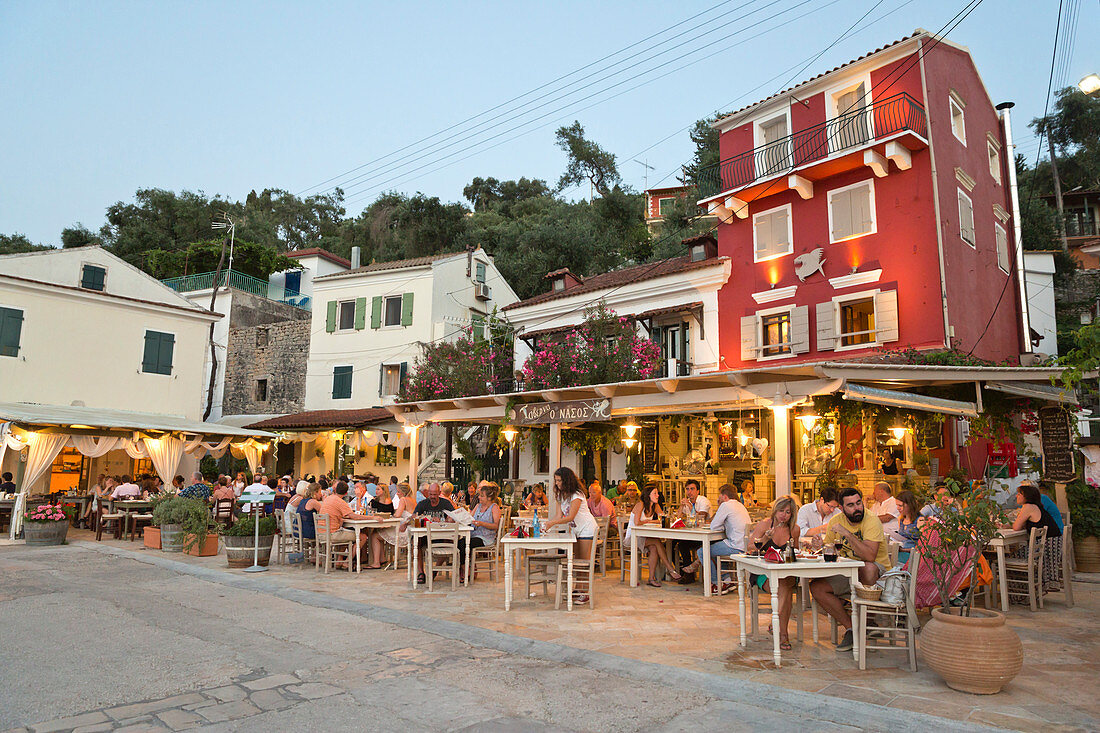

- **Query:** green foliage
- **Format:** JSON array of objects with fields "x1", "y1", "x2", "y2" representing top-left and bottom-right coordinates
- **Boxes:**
[
  {"x1": 0, "y1": 233, "x2": 52, "y2": 255},
  {"x1": 404, "y1": 309, "x2": 513, "y2": 401},
  {"x1": 1029, "y1": 86, "x2": 1100, "y2": 192},
  {"x1": 463, "y1": 176, "x2": 550, "y2": 215},
  {"x1": 680, "y1": 114, "x2": 722, "y2": 189},
  {"x1": 554, "y1": 121, "x2": 621, "y2": 197},
  {"x1": 144, "y1": 239, "x2": 298, "y2": 280},
  {"x1": 1059, "y1": 320, "x2": 1100, "y2": 392},
  {"x1": 61, "y1": 224, "x2": 101, "y2": 249},
  {"x1": 151, "y1": 496, "x2": 214, "y2": 551},
  {"x1": 1066, "y1": 478, "x2": 1100, "y2": 539},
  {"x1": 561, "y1": 423, "x2": 617, "y2": 455},
  {"x1": 223, "y1": 514, "x2": 278, "y2": 537}
]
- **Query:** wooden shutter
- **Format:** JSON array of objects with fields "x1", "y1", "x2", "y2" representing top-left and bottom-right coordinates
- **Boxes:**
[
  {"x1": 332, "y1": 366, "x2": 352, "y2": 399},
  {"x1": 959, "y1": 191, "x2": 975, "y2": 244},
  {"x1": 0, "y1": 307, "x2": 24, "y2": 357},
  {"x1": 354, "y1": 297, "x2": 367, "y2": 330},
  {"x1": 816, "y1": 302, "x2": 837, "y2": 351},
  {"x1": 680, "y1": 322, "x2": 690, "y2": 368},
  {"x1": 326, "y1": 300, "x2": 338, "y2": 333},
  {"x1": 471, "y1": 314, "x2": 485, "y2": 341},
  {"x1": 370, "y1": 296, "x2": 383, "y2": 329},
  {"x1": 81, "y1": 265, "x2": 105, "y2": 291},
  {"x1": 790, "y1": 305, "x2": 810, "y2": 354},
  {"x1": 399, "y1": 362, "x2": 408, "y2": 395},
  {"x1": 158, "y1": 333, "x2": 174, "y2": 375},
  {"x1": 875, "y1": 290, "x2": 899, "y2": 343},
  {"x1": 740, "y1": 315, "x2": 758, "y2": 361},
  {"x1": 401, "y1": 293, "x2": 414, "y2": 326},
  {"x1": 378, "y1": 364, "x2": 385, "y2": 396},
  {"x1": 142, "y1": 331, "x2": 159, "y2": 372},
  {"x1": 852, "y1": 183, "x2": 873, "y2": 235},
  {"x1": 831, "y1": 188, "x2": 853, "y2": 240}
]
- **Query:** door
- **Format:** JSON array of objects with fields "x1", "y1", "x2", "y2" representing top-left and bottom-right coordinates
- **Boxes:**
[{"x1": 833, "y1": 82, "x2": 870, "y2": 151}]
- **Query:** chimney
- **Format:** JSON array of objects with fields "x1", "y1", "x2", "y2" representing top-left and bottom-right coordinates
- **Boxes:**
[{"x1": 351, "y1": 246, "x2": 361, "y2": 269}]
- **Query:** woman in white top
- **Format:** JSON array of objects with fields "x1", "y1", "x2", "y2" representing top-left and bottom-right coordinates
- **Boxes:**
[
  {"x1": 542, "y1": 467, "x2": 598, "y2": 561},
  {"x1": 625, "y1": 484, "x2": 682, "y2": 587}
]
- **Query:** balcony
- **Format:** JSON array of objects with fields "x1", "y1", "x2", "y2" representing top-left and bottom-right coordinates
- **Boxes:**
[
  {"x1": 162, "y1": 270, "x2": 311, "y2": 311},
  {"x1": 697, "y1": 93, "x2": 928, "y2": 203}
]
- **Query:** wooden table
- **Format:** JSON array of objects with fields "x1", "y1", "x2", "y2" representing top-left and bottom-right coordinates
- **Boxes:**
[
  {"x1": 988, "y1": 528, "x2": 1027, "y2": 612},
  {"x1": 733, "y1": 554, "x2": 863, "y2": 668},
  {"x1": 407, "y1": 524, "x2": 472, "y2": 589},
  {"x1": 108, "y1": 500, "x2": 153, "y2": 539},
  {"x1": 342, "y1": 517, "x2": 403, "y2": 572},
  {"x1": 629, "y1": 525, "x2": 724, "y2": 596},
  {"x1": 501, "y1": 534, "x2": 577, "y2": 611}
]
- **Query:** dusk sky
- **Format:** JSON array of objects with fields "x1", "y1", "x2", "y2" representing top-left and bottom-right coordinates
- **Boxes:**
[{"x1": 1, "y1": 0, "x2": 1093, "y2": 246}]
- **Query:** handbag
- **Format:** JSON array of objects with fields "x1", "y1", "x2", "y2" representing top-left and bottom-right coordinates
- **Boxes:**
[{"x1": 878, "y1": 568, "x2": 910, "y2": 605}]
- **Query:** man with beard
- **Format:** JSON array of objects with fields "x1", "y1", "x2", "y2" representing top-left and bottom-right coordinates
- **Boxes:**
[{"x1": 809, "y1": 486, "x2": 892, "y2": 652}]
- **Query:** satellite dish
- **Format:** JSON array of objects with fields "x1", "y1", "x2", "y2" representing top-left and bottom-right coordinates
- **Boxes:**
[{"x1": 794, "y1": 248, "x2": 826, "y2": 281}]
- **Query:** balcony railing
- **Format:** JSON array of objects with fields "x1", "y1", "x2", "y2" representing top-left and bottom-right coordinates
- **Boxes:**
[
  {"x1": 1065, "y1": 216, "x2": 1099, "y2": 238},
  {"x1": 161, "y1": 269, "x2": 311, "y2": 310},
  {"x1": 697, "y1": 92, "x2": 927, "y2": 199}
]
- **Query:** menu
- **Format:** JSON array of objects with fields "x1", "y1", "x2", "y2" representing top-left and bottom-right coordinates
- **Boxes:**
[
  {"x1": 1039, "y1": 406, "x2": 1075, "y2": 482},
  {"x1": 640, "y1": 426, "x2": 658, "y2": 474}
]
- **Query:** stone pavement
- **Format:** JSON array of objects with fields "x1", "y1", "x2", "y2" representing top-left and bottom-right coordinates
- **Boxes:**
[{"x1": 2, "y1": 537, "x2": 1096, "y2": 731}]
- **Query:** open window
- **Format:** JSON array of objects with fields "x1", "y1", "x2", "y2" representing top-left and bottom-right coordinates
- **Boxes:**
[
  {"x1": 995, "y1": 223, "x2": 1010, "y2": 273},
  {"x1": 379, "y1": 362, "x2": 407, "y2": 398},
  {"x1": 338, "y1": 300, "x2": 356, "y2": 330},
  {"x1": 949, "y1": 94, "x2": 966, "y2": 144},
  {"x1": 739, "y1": 306, "x2": 808, "y2": 361},
  {"x1": 816, "y1": 290, "x2": 899, "y2": 351},
  {"x1": 958, "y1": 189, "x2": 975, "y2": 246},
  {"x1": 987, "y1": 138, "x2": 1001, "y2": 183}
]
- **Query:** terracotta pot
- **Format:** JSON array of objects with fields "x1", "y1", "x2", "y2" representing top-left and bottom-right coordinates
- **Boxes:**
[
  {"x1": 24, "y1": 521, "x2": 68, "y2": 546},
  {"x1": 1074, "y1": 535, "x2": 1100, "y2": 573},
  {"x1": 143, "y1": 527, "x2": 161, "y2": 549},
  {"x1": 184, "y1": 533, "x2": 220, "y2": 557},
  {"x1": 921, "y1": 607, "x2": 1022, "y2": 694}
]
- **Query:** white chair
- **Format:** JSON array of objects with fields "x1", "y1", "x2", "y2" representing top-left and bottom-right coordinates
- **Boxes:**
[
  {"x1": 555, "y1": 534, "x2": 598, "y2": 609},
  {"x1": 1056, "y1": 523, "x2": 1074, "y2": 608},
  {"x1": 616, "y1": 515, "x2": 633, "y2": 582},
  {"x1": 750, "y1": 576, "x2": 808, "y2": 641},
  {"x1": 425, "y1": 523, "x2": 462, "y2": 592},
  {"x1": 593, "y1": 516, "x2": 610, "y2": 577},
  {"x1": 471, "y1": 504, "x2": 510, "y2": 582},
  {"x1": 526, "y1": 524, "x2": 569, "y2": 598},
  {"x1": 1003, "y1": 526, "x2": 1047, "y2": 611},
  {"x1": 288, "y1": 510, "x2": 316, "y2": 565},
  {"x1": 314, "y1": 513, "x2": 354, "y2": 574},
  {"x1": 854, "y1": 552, "x2": 922, "y2": 671}
]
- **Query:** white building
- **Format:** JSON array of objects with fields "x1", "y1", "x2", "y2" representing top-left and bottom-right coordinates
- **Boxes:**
[
  {"x1": 0, "y1": 246, "x2": 218, "y2": 491},
  {"x1": 1023, "y1": 251, "x2": 1058, "y2": 359},
  {"x1": 267, "y1": 247, "x2": 351, "y2": 308}
]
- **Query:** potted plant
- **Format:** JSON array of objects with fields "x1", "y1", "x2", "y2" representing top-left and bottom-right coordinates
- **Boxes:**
[
  {"x1": 1067, "y1": 478, "x2": 1100, "y2": 572},
  {"x1": 222, "y1": 514, "x2": 278, "y2": 568},
  {"x1": 917, "y1": 479, "x2": 1021, "y2": 694},
  {"x1": 151, "y1": 496, "x2": 212, "y2": 553},
  {"x1": 23, "y1": 503, "x2": 71, "y2": 546}
]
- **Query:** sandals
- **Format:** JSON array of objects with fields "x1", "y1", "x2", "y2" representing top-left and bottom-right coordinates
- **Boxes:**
[
  {"x1": 780, "y1": 640, "x2": 793, "y2": 651},
  {"x1": 416, "y1": 573, "x2": 426, "y2": 585},
  {"x1": 647, "y1": 580, "x2": 662, "y2": 588}
]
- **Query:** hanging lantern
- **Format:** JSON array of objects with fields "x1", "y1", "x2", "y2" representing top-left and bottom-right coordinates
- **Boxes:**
[
  {"x1": 797, "y1": 404, "x2": 820, "y2": 432},
  {"x1": 621, "y1": 437, "x2": 638, "y2": 450},
  {"x1": 620, "y1": 420, "x2": 640, "y2": 439},
  {"x1": 500, "y1": 426, "x2": 518, "y2": 443},
  {"x1": 890, "y1": 422, "x2": 908, "y2": 441}
]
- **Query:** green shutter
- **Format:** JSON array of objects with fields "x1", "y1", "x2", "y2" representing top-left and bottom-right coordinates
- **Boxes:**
[
  {"x1": 378, "y1": 364, "x2": 385, "y2": 396},
  {"x1": 326, "y1": 300, "x2": 338, "y2": 333},
  {"x1": 475, "y1": 262, "x2": 486, "y2": 283},
  {"x1": 371, "y1": 296, "x2": 383, "y2": 329},
  {"x1": 354, "y1": 297, "x2": 367, "y2": 330},
  {"x1": 471, "y1": 314, "x2": 485, "y2": 341},
  {"x1": 0, "y1": 307, "x2": 23, "y2": 357},
  {"x1": 142, "y1": 331, "x2": 159, "y2": 372},
  {"x1": 401, "y1": 292, "x2": 414, "y2": 327},
  {"x1": 158, "y1": 332, "x2": 175, "y2": 375},
  {"x1": 332, "y1": 366, "x2": 352, "y2": 399},
  {"x1": 399, "y1": 362, "x2": 408, "y2": 395},
  {"x1": 81, "y1": 265, "x2": 105, "y2": 291}
]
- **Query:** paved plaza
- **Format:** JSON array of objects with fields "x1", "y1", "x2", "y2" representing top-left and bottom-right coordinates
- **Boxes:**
[{"x1": 1, "y1": 536, "x2": 1097, "y2": 732}]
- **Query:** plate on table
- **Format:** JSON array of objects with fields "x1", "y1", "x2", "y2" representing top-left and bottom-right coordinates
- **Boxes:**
[{"x1": 796, "y1": 553, "x2": 823, "y2": 562}]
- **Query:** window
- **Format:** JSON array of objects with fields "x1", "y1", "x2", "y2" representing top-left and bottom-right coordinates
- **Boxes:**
[
  {"x1": 475, "y1": 262, "x2": 486, "y2": 283},
  {"x1": 839, "y1": 298, "x2": 876, "y2": 347},
  {"x1": 471, "y1": 313, "x2": 486, "y2": 341},
  {"x1": 690, "y1": 243, "x2": 707, "y2": 262},
  {"x1": 552, "y1": 279, "x2": 565, "y2": 291},
  {"x1": 758, "y1": 114, "x2": 791, "y2": 175},
  {"x1": 760, "y1": 312, "x2": 791, "y2": 357},
  {"x1": 338, "y1": 300, "x2": 356, "y2": 330},
  {"x1": 949, "y1": 96, "x2": 966, "y2": 144},
  {"x1": 828, "y1": 180, "x2": 875, "y2": 242},
  {"x1": 80, "y1": 264, "x2": 106, "y2": 291},
  {"x1": 141, "y1": 330, "x2": 174, "y2": 375},
  {"x1": 988, "y1": 139, "x2": 1001, "y2": 183},
  {"x1": 958, "y1": 189, "x2": 975, "y2": 246},
  {"x1": 332, "y1": 365, "x2": 353, "y2": 400},
  {"x1": 0, "y1": 306, "x2": 23, "y2": 358},
  {"x1": 831, "y1": 80, "x2": 871, "y2": 150},
  {"x1": 657, "y1": 197, "x2": 676, "y2": 216},
  {"x1": 536, "y1": 446, "x2": 550, "y2": 474},
  {"x1": 380, "y1": 363, "x2": 406, "y2": 397},
  {"x1": 256, "y1": 327, "x2": 269, "y2": 347},
  {"x1": 383, "y1": 295, "x2": 403, "y2": 327},
  {"x1": 284, "y1": 269, "x2": 302, "y2": 295},
  {"x1": 752, "y1": 205, "x2": 792, "y2": 262},
  {"x1": 255, "y1": 379, "x2": 268, "y2": 402},
  {"x1": 995, "y1": 224, "x2": 1010, "y2": 272}
]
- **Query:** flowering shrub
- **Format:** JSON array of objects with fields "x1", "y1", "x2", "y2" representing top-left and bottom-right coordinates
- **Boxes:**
[
  {"x1": 25, "y1": 504, "x2": 68, "y2": 523},
  {"x1": 404, "y1": 311, "x2": 514, "y2": 401},
  {"x1": 522, "y1": 303, "x2": 662, "y2": 390}
]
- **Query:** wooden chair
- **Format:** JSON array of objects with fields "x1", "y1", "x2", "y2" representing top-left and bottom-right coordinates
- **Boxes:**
[
  {"x1": 604, "y1": 513, "x2": 621, "y2": 569},
  {"x1": 716, "y1": 555, "x2": 739, "y2": 595},
  {"x1": 854, "y1": 553, "x2": 922, "y2": 671},
  {"x1": 274, "y1": 509, "x2": 297, "y2": 564},
  {"x1": 212, "y1": 499, "x2": 235, "y2": 526},
  {"x1": 471, "y1": 505, "x2": 510, "y2": 582},
  {"x1": 1003, "y1": 526, "x2": 1047, "y2": 611},
  {"x1": 425, "y1": 523, "x2": 462, "y2": 591},
  {"x1": 314, "y1": 513, "x2": 354, "y2": 574},
  {"x1": 287, "y1": 510, "x2": 316, "y2": 565},
  {"x1": 527, "y1": 524, "x2": 569, "y2": 598},
  {"x1": 1055, "y1": 523, "x2": 1074, "y2": 608},
  {"x1": 616, "y1": 515, "x2": 633, "y2": 582},
  {"x1": 95, "y1": 504, "x2": 125, "y2": 541},
  {"x1": 128, "y1": 511, "x2": 154, "y2": 542},
  {"x1": 593, "y1": 516, "x2": 611, "y2": 577},
  {"x1": 555, "y1": 534, "x2": 598, "y2": 609}
]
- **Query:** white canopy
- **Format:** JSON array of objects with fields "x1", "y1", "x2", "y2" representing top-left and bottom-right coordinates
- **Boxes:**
[{"x1": 0, "y1": 402, "x2": 279, "y2": 438}]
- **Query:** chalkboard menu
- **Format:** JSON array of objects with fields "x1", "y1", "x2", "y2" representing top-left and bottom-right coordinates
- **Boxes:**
[
  {"x1": 640, "y1": 426, "x2": 658, "y2": 474},
  {"x1": 916, "y1": 421, "x2": 944, "y2": 450},
  {"x1": 1039, "y1": 406, "x2": 1075, "y2": 482}
]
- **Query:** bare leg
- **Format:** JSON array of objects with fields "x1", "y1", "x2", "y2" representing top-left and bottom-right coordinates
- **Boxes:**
[
  {"x1": 368, "y1": 532, "x2": 384, "y2": 568},
  {"x1": 809, "y1": 578, "x2": 851, "y2": 630},
  {"x1": 650, "y1": 539, "x2": 679, "y2": 576},
  {"x1": 645, "y1": 539, "x2": 660, "y2": 583},
  {"x1": 858, "y1": 562, "x2": 881, "y2": 585}
]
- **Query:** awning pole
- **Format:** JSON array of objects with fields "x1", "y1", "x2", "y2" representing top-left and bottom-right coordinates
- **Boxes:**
[
  {"x1": 550, "y1": 423, "x2": 562, "y2": 520},
  {"x1": 771, "y1": 406, "x2": 791, "y2": 500},
  {"x1": 409, "y1": 425, "x2": 420, "y2": 494}
]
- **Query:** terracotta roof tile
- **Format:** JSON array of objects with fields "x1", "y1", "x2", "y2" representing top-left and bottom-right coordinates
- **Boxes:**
[
  {"x1": 285, "y1": 247, "x2": 351, "y2": 268},
  {"x1": 315, "y1": 251, "x2": 463, "y2": 280},
  {"x1": 245, "y1": 408, "x2": 394, "y2": 430}
]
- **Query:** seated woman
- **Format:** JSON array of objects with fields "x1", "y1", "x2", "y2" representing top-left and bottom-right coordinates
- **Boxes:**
[
  {"x1": 295, "y1": 483, "x2": 323, "y2": 552},
  {"x1": 362, "y1": 481, "x2": 398, "y2": 569},
  {"x1": 524, "y1": 483, "x2": 548, "y2": 509},
  {"x1": 1003, "y1": 482, "x2": 1063, "y2": 593},
  {"x1": 740, "y1": 479, "x2": 764, "y2": 509},
  {"x1": 746, "y1": 497, "x2": 801, "y2": 650},
  {"x1": 468, "y1": 484, "x2": 502, "y2": 578},
  {"x1": 894, "y1": 490, "x2": 920, "y2": 565},
  {"x1": 624, "y1": 483, "x2": 681, "y2": 587}
]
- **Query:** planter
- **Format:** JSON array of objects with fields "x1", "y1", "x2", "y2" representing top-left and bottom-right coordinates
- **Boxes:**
[
  {"x1": 1075, "y1": 535, "x2": 1100, "y2": 573},
  {"x1": 921, "y1": 607, "x2": 1022, "y2": 694},
  {"x1": 143, "y1": 527, "x2": 161, "y2": 550},
  {"x1": 24, "y1": 521, "x2": 69, "y2": 546},
  {"x1": 159, "y1": 523, "x2": 184, "y2": 552},
  {"x1": 223, "y1": 533, "x2": 274, "y2": 568},
  {"x1": 184, "y1": 533, "x2": 220, "y2": 557}
]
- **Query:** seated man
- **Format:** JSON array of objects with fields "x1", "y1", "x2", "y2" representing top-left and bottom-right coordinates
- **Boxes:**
[
  {"x1": 675, "y1": 480, "x2": 712, "y2": 580},
  {"x1": 110, "y1": 475, "x2": 141, "y2": 499},
  {"x1": 408, "y1": 483, "x2": 459, "y2": 584},
  {"x1": 796, "y1": 486, "x2": 840, "y2": 538},
  {"x1": 586, "y1": 482, "x2": 615, "y2": 519},
  {"x1": 684, "y1": 484, "x2": 749, "y2": 593},
  {"x1": 809, "y1": 486, "x2": 892, "y2": 652},
  {"x1": 178, "y1": 472, "x2": 211, "y2": 502},
  {"x1": 319, "y1": 481, "x2": 369, "y2": 566},
  {"x1": 871, "y1": 481, "x2": 900, "y2": 539},
  {"x1": 919, "y1": 482, "x2": 954, "y2": 520}
]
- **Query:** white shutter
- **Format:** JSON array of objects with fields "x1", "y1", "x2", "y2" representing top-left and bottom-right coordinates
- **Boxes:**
[
  {"x1": 831, "y1": 188, "x2": 852, "y2": 240},
  {"x1": 995, "y1": 225, "x2": 1010, "y2": 271},
  {"x1": 740, "y1": 315, "x2": 758, "y2": 361},
  {"x1": 773, "y1": 209, "x2": 789, "y2": 250},
  {"x1": 816, "y1": 302, "x2": 837, "y2": 351},
  {"x1": 958, "y1": 191, "x2": 975, "y2": 245},
  {"x1": 852, "y1": 183, "x2": 872, "y2": 236},
  {"x1": 875, "y1": 290, "x2": 899, "y2": 343},
  {"x1": 754, "y1": 216, "x2": 772, "y2": 259},
  {"x1": 790, "y1": 305, "x2": 810, "y2": 354}
]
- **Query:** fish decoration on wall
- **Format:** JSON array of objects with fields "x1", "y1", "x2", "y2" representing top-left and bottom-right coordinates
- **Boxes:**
[{"x1": 795, "y1": 247, "x2": 826, "y2": 281}]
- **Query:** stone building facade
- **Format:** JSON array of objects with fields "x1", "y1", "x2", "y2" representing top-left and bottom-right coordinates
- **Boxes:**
[{"x1": 222, "y1": 319, "x2": 309, "y2": 416}]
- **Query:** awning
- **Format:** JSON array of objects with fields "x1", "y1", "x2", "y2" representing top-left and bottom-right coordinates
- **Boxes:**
[
  {"x1": 984, "y1": 381, "x2": 1077, "y2": 405},
  {"x1": 0, "y1": 402, "x2": 278, "y2": 438},
  {"x1": 246, "y1": 407, "x2": 395, "y2": 431},
  {"x1": 841, "y1": 384, "x2": 978, "y2": 417}
]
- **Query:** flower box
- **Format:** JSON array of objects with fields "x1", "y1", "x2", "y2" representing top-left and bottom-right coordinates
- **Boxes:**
[{"x1": 184, "y1": 533, "x2": 220, "y2": 557}]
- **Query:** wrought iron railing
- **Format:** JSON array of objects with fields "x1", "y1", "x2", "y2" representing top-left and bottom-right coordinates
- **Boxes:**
[
  {"x1": 161, "y1": 270, "x2": 311, "y2": 310},
  {"x1": 1065, "y1": 216, "x2": 1098, "y2": 238},
  {"x1": 697, "y1": 92, "x2": 927, "y2": 199}
]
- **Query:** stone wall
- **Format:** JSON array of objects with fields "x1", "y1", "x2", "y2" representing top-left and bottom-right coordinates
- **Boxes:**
[
  {"x1": 223, "y1": 319, "x2": 309, "y2": 416},
  {"x1": 229, "y1": 289, "x2": 310, "y2": 329}
]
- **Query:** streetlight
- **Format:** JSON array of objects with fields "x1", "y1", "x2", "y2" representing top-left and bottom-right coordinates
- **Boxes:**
[{"x1": 1079, "y1": 73, "x2": 1100, "y2": 96}]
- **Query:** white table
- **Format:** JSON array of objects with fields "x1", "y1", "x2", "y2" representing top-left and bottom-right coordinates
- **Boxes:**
[
  {"x1": 501, "y1": 534, "x2": 576, "y2": 611},
  {"x1": 342, "y1": 517, "x2": 403, "y2": 572},
  {"x1": 407, "y1": 524, "x2": 472, "y2": 589},
  {"x1": 733, "y1": 554, "x2": 863, "y2": 668},
  {"x1": 988, "y1": 528, "x2": 1027, "y2": 612},
  {"x1": 629, "y1": 525, "x2": 724, "y2": 596}
]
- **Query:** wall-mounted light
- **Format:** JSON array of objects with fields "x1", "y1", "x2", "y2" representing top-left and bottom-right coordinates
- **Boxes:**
[
  {"x1": 501, "y1": 426, "x2": 518, "y2": 443},
  {"x1": 1080, "y1": 73, "x2": 1100, "y2": 95},
  {"x1": 620, "y1": 420, "x2": 640, "y2": 439}
]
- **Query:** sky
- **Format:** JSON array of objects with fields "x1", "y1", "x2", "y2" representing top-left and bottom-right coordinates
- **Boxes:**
[{"x1": 0, "y1": 0, "x2": 1095, "y2": 247}]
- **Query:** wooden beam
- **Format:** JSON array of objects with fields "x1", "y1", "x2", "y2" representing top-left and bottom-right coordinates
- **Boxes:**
[
  {"x1": 656, "y1": 379, "x2": 679, "y2": 394},
  {"x1": 864, "y1": 149, "x2": 889, "y2": 178},
  {"x1": 491, "y1": 395, "x2": 511, "y2": 406},
  {"x1": 594, "y1": 385, "x2": 619, "y2": 398},
  {"x1": 727, "y1": 372, "x2": 749, "y2": 386},
  {"x1": 885, "y1": 141, "x2": 912, "y2": 170},
  {"x1": 724, "y1": 196, "x2": 750, "y2": 219},
  {"x1": 540, "y1": 390, "x2": 563, "y2": 402},
  {"x1": 788, "y1": 174, "x2": 814, "y2": 200},
  {"x1": 707, "y1": 200, "x2": 731, "y2": 221}
]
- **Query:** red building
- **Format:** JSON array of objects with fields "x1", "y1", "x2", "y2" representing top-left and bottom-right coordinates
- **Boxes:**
[{"x1": 698, "y1": 30, "x2": 1030, "y2": 370}]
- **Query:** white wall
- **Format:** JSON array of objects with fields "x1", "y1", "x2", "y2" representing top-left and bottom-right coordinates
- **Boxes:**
[
  {"x1": 1023, "y1": 252, "x2": 1058, "y2": 357},
  {"x1": 269, "y1": 254, "x2": 348, "y2": 302}
]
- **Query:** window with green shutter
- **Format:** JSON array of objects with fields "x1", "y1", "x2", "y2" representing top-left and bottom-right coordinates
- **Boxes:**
[
  {"x1": 80, "y1": 264, "x2": 106, "y2": 291},
  {"x1": 400, "y1": 293, "x2": 414, "y2": 327},
  {"x1": 475, "y1": 262, "x2": 486, "y2": 283},
  {"x1": 471, "y1": 313, "x2": 485, "y2": 341},
  {"x1": 0, "y1": 306, "x2": 24, "y2": 357},
  {"x1": 142, "y1": 330, "x2": 174, "y2": 375},
  {"x1": 332, "y1": 365, "x2": 353, "y2": 399}
]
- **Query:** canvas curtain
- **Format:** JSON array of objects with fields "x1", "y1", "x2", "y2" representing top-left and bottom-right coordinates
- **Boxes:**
[
  {"x1": 183, "y1": 435, "x2": 232, "y2": 459},
  {"x1": 70, "y1": 435, "x2": 122, "y2": 458},
  {"x1": 9, "y1": 432, "x2": 68, "y2": 539},
  {"x1": 123, "y1": 439, "x2": 149, "y2": 460},
  {"x1": 142, "y1": 436, "x2": 186, "y2": 487},
  {"x1": 230, "y1": 441, "x2": 265, "y2": 475}
]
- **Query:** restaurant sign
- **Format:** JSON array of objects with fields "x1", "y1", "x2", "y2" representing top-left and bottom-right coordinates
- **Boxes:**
[
  {"x1": 1039, "y1": 406, "x2": 1075, "y2": 482},
  {"x1": 511, "y1": 399, "x2": 612, "y2": 426}
]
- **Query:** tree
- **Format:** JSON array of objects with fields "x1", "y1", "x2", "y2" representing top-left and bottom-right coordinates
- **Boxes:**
[
  {"x1": 680, "y1": 115, "x2": 722, "y2": 189},
  {"x1": 0, "y1": 233, "x2": 52, "y2": 255},
  {"x1": 464, "y1": 176, "x2": 551, "y2": 216},
  {"x1": 554, "y1": 121, "x2": 620, "y2": 197},
  {"x1": 60, "y1": 224, "x2": 100, "y2": 249},
  {"x1": 143, "y1": 240, "x2": 298, "y2": 280}
]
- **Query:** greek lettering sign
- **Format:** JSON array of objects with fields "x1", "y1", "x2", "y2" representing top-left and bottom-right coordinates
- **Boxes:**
[
  {"x1": 511, "y1": 399, "x2": 611, "y2": 425},
  {"x1": 1039, "y1": 406, "x2": 1075, "y2": 482}
]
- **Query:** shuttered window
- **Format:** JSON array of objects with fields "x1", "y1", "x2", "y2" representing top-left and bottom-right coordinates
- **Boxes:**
[
  {"x1": 0, "y1": 306, "x2": 24, "y2": 358},
  {"x1": 475, "y1": 262, "x2": 486, "y2": 283},
  {"x1": 753, "y1": 205, "x2": 792, "y2": 262},
  {"x1": 839, "y1": 298, "x2": 876, "y2": 347},
  {"x1": 958, "y1": 189, "x2": 975, "y2": 246},
  {"x1": 829, "y1": 181, "x2": 875, "y2": 242},
  {"x1": 383, "y1": 295, "x2": 403, "y2": 327},
  {"x1": 760, "y1": 312, "x2": 791, "y2": 357},
  {"x1": 471, "y1": 313, "x2": 486, "y2": 341},
  {"x1": 142, "y1": 330, "x2": 174, "y2": 375},
  {"x1": 332, "y1": 366, "x2": 353, "y2": 400},
  {"x1": 338, "y1": 300, "x2": 356, "y2": 330},
  {"x1": 949, "y1": 96, "x2": 966, "y2": 144},
  {"x1": 995, "y1": 224, "x2": 1010, "y2": 272},
  {"x1": 80, "y1": 264, "x2": 106, "y2": 291}
]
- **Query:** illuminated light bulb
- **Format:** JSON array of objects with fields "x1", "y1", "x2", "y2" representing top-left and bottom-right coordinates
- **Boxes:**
[
  {"x1": 621, "y1": 421, "x2": 640, "y2": 438},
  {"x1": 501, "y1": 426, "x2": 518, "y2": 443},
  {"x1": 621, "y1": 437, "x2": 637, "y2": 450}
]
